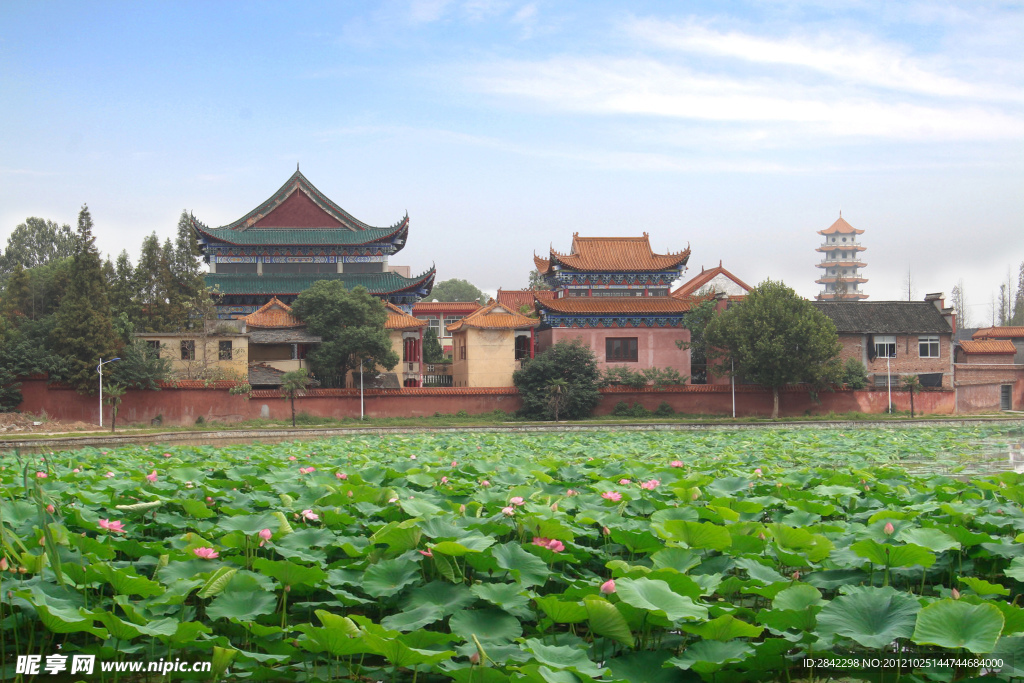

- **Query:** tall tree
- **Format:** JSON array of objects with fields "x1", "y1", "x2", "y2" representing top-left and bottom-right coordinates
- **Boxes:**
[
  {"x1": 135, "y1": 232, "x2": 172, "y2": 331},
  {"x1": 0, "y1": 217, "x2": 76, "y2": 280},
  {"x1": 430, "y1": 278, "x2": 487, "y2": 304},
  {"x1": 1012, "y1": 262, "x2": 1024, "y2": 326},
  {"x1": 527, "y1": 269, "x2": 552, "y2": 290},
  {"x1": 704, "y1": 279, "x2": 842, "y2": 419},
  {"x1": 49, "y1": 205, "x2": 119, "y2": 393},
  {"x1": 291, "y1": 282, "x2": 398, "y2": 387},
  {"x1": 951, "y1": 280, "x2": 969, "y2": 329},
  {"x1": 513, "y1": 339, "x2": 602, "y2": 420},
  {"x1": 3, "y1": 265, "x2": 32, "y2": 321}
]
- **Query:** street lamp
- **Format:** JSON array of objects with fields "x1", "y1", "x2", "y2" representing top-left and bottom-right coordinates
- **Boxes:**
[{"x1": 97, "y1": 357, "x2": 121, "y2": 427}]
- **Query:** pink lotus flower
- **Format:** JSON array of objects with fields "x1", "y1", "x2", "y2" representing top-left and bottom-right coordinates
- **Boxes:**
[
  {"x1": 258, "y1": 528, "x2": 272, "y2": 547},
  {"x1": 566, "y1": 489, "x2": 578, "y2": 496},
  {"x1": 640, "y1": 479, "x2": 660, "y2": 490},
  {"x1": 193, "y1": 547, "x2": 219, "y2": 560},
  {"x1": 451, "y1": 461, "x2": 458, "y2": 467},
  {"x1": 754, "y1": 468, "x2": 763, "y2": 476},
  {"x1": 669, "y1": 460, "x2": 684, "y2": 468},
  {"x1": 481, "y1": 480, "x2": 491, "y2": 487},
  {"x1": 884, "y1": 522, "x2": 895, "y2": 535},
  {"x1": 72, "y1": 468, "x2": 80, "y2": 473},
  {"x1": 601, "y1": 491, "x2": 622, "y2": 502},
  {"x1": 440, "y1": 476, "x2": 448, "y2": 484},
  {"x1": 163, "y1": 453, "x2": 172, "y2": 458},
  {"x1": 388, "y1": 497, "x2": 399, "y2": 503},
  {"x1": 35, "y1": 471, "x2": 47, "y2": 479},
  {"x1": 418, "y1": 548, "x2": 433, "y2": 557},
  {"x1": 301, "y1": 509, "x2": 319, "y2": 522},
  {"x1": 299, "y1": 467, "x2": 314, "y2": 474},
  {"x1": 532, "y1": 537, "x2": 565, "y2": 553},
  {"x1": 600, "y1": 579, "x2": 616, "y2": 594},
  {"x1": 46, "y1": 504, "x2": 55, "y2": 514},
  {"x1": 288, "y1": 456, "x2": 297, "y2": 461},
  {"x1": 502, "y1": 506, "x2": 516, "y2": 516},
  {"x1": 335, "y1": 472, "x2": 347, "y2": 480},
  {"x1": 509, "y1": 496, "x2": 525, "y2": 506},
  {"x1": 98, "y1": 519, "x2": 126, "y2": 534},
  {"x1": 618, "y1": 478, "x2": 631, "y2": 485},
  {"x1": 105, "y1": 471, "x2": 115, "y2": 478},
  {"x1": 409, "y1": 454, "x2": 416, "y2": 460},
  {"x1": 146, "y1": 471, "x2": 157, "y2": 483}
]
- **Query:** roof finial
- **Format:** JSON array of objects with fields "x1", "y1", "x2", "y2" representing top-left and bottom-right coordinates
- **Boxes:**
[
  {"x1": 839, "y1": 209, "x2": 842, "y2": 217},
  {"x1": 297, "y1": 162, "x2": 300, "y2": 172}
]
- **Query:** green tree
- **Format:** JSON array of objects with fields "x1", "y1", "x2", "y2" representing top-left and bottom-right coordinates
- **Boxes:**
[
  {"x1": 1012, "y1": 262, "x2": 1024, "y2": 326},
  {"x1": 108, "y1": 338, "x2": 172, "y2": 389},
  {"x1": 49, "y1": 205, "x2": 120, "y2": 393},
  {"x1": 291, "y1": 282, "x2": 398, "y2": 387},
  {"x1": 422, "y1": 327, "x2": 445, "y2": 363},
  {"x1": 676, "y1": 298, "x2": 717, "y2": 384},
  {"x1": 547, "y1": 378, "x2": 569, "y2": 421},
  {"x1": 107, "y1": 249, "x2": 140, "y2": 332},
  {"x1": 430, "y1": 278, "x2": 487, "y2": 304},
  {"x1": 0, "y1": 217, "x2": 75, "y2": 280},
  {"x1": 704, "y1": 279, "x2": 842, "y2": 419},
  {"x1": 103, "y1": 383, "x2": 127, "y2": 433},
  {"x1": 3, "y1": 265, "x2": 32, "y2": 320},
  {"x1": 528, "y1": 269, "x2": 552, "y2": 290},
  {"x1": 135, "y1": 232, "x2": 173, "y2": 332},
  {"x1": 842, "y1": 358, "x2": 869, "y2": 389},
  {"x1": 280, "y1": 368, "x2": 313, "y2": 427},
  {"x1": 902, "y1": 374, "x2": 923, "y2": 418},
  {"x1": 513, "y1": 338, "x2": 602, "y2": 420}
]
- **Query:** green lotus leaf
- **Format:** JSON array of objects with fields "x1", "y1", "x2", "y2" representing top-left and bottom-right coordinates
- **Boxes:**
[
  {"x1": 450, "y1": 608, "x2": 522, "y2": 643},
  {"x1": 432, "y1": 535, "x2": 495, "y2": 556},
  {"x1": 197, "y1": 566, "x2": 238, "y2": 599},
  {"x1": 362, "y1": 632, "x2": 456, "y2": 668},
  {"x1": 897, "y1": 527, "x2": 960, "y2": 552},
  {"x1": 654, "y1": 520, "x2": 731, "y2": 551},
  {"x1": 606, "y1": 651, "x2": 686, "y2": 683},
  {"x1": 772, "y1": 584, "x2": 823, "y2": 612},
  {"x1": 584, "y1": 596, "x2": 634, "y2": 647},
  {"x1": 361, "y1": 557, "x2": 422, "y2": 597},
  {"x1": 817, "y1": 585, "x2": 920, "y2": 649},
  {"x1": 407, "y1": 581, "x2": 476, "y2": 615},
  {"x1": 615, "y1": 577, "x2": 708, "y2": 622},
  {"x1": 252, "y1": 557, "x2": 327, "y2": 587},
  {"x1": 850, "y1": 539, "x2": 936, "y2": 568},
  {"x1": 535, "y1": 596, "x2": 588, "y2": 624},
  {"x1": 667, "y1": 640, "x2": 754, "y2": 674},
  {"x1": 218, "y1": 513, "x2": 276, "y2": 535},
  {"x1": 492, "y1": 542, "x2": 550, "y2": 587},
  {"x1": 912, "y1": 599, "x2": 1004, "y2": 653},
  {"x1": 650, "y1": 547, "x2": 702, "y2": 573},
  {"x1": 959, "y1": 576, "x2": 1010, "y2": 597},
  {"x1": 206, "y1": 590, "x2": 278, "y2": 621},
  {"x1": 683, "y1": 614, "x2": 763, "y2": 641},
  {"x1": 521, "y1": 638, "x2": 606, "y2": 677},
  {"x1": 380, "y1": 603, "x2": 444, "y2": 631}
]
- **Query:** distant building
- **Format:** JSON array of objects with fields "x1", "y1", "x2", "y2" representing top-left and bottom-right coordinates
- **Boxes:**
[
  {"x1": 447, "y1": 302, "x2": 539, "y2": 387},
  {"x1": 412, "y1": 301, "x2": 482, "y2": 356},
  {"x1": 532, "y1": 233, "x2": 696, "y2": 377},
  {"x1": 190, "y1": 169, "x2": 435, "y2": 318},
  {"x1": 815, "y1": 215, "x2": 868, "y2": 300},
  {"x1": 971, "y1": 327, "x2": 1024, "y2": 364}
]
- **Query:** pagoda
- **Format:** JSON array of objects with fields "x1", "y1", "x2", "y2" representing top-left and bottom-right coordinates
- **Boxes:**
[
  {"x1": 531, "y1": 233, "x2": 697, "y2": 374},
  {"x1": 191, "y1": 169, "x2": 435, "y2": 318},
  {"x1": 815, "y1": 214, "x2": 868, "y2": 300}
]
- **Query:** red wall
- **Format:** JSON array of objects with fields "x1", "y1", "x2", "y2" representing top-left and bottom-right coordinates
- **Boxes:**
[
  {"x1": 17, "y1": 378, "x2": 968, "y2": 425},
  {"x1": 537, "y1": 328, "x2": 691, "y2": 378}
]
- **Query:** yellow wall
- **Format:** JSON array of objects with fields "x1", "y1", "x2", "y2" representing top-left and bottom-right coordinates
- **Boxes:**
[
  {"x1": 139, "y1": 334, "x2": 249, "y2": 381},
  {"x1": 452, "y1": 328, "x2": 519, "y2": 387}
]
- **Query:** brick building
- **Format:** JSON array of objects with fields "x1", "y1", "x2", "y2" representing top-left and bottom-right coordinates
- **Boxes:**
[{"x1": 812, "y1": 293, "x2": 955, "y2": 388}]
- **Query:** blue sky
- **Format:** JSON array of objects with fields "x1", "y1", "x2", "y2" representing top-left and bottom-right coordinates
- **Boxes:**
[{"x1": 1, "y1": 0, "x2": 1021, "y2": 324}]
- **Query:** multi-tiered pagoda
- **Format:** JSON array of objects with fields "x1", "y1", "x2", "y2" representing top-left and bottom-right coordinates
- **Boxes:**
[
  {"x1": 815, "y1": 215, "x2": 868, "y2": 300},
  {"x1": 532, "y1": 233, "x2": 696, "y2": 375},
  {"x1": 191, "y1": 169, "x2": 435, "y2": 318}
]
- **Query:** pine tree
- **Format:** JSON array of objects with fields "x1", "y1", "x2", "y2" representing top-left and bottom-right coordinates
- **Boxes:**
[
  {"x1": 109, "y1": 249, "x2": 140, "y2": 331},
  {"x1": 135, "y1": 232, "x2": 171, "y2": 331},
  {"x1": 3, "y1": 264, "x2": 32, "y2": 321},
  {"x1": 1012, "y1": 262, "x2": 1024, "y2": 326},
  {"x1": 50, "y1": 205, "x2": 119, "y2": 393}
]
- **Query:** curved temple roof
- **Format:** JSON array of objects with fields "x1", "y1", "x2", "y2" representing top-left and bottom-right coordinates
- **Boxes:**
[{"x1": 536, "y1": 233, "x2": 690, "y2": 274}]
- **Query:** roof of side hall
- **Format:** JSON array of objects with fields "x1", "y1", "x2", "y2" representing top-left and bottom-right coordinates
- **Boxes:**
[{"x1": 811, "y1": 301, "x2": 952, "y2": 334}]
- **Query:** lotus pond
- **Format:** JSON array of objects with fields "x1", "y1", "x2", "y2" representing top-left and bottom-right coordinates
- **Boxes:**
[{"x1": 3, "y1": 425, "x2": 1024, "y2": 682}]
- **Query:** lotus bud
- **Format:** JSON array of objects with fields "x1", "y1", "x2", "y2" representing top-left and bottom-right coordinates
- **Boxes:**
[
  {"x1": 0, "y1": 557, "x2": 7, "y2": 571},
  {"x1": 884, "y1": 522, "x2": 895, "y2": 535},
  {"x1": 46, "y1": 504, "x2": 55, "y2": 514},
  {"x1": 284, "y1": 585, "x2": 291, "y2": 593},
  {"x1": 39, "y1": 536, "x2": 46, "y2": 546},
  {"x1": 550, "y1": 502, "x2": 558, "y2": 512},
  {"x1": 259, "y1": 528, "x2": 272, "y2": 541},
  {"x1": 758, "y1": 532, "x2": 766, "y2": 541},
  {"x1": 602, "y1": 526, "x2": 610, "y2": 536},
  {"x1": 864, "y1": 485, "x2": 870, "y2": 492},
  {"x1": 459, "y1": 504, "x2": 466, "y2": 514},
  {"x1": 470, "y1": 652, "x2": 480, "y2": 664},
  {"x1": 754, "y1": 468, "x2": 763, "y2": 476},
  {"x1": 792, "y1": 571, "x2": 800, "y2": 581},
  {"x1": 600, "y1": 579, "x2": 616, "y2": 594},
  {"x1": 952, "y1": 588, "x2": 960, "y2": 599},
  {"x1": 347, "y1": 490, "x2": 354, "y2": 498}
]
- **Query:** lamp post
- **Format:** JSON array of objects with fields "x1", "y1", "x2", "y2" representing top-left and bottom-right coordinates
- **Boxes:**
[
  {"x1": 359, "y1": 357, "x2": 365, "y2": 420},
  {"x1": 886, "y1": 354, "x2": 892, "y2": 413},
  {"x1": 97, "y1": 357, "x2": 121, "y2": 428}
]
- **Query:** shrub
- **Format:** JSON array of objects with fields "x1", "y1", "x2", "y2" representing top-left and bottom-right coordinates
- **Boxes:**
[
  {"x1": 629, "y1": 403, "x2": 651, "y2": 418},
  {"x1": 603, "y1": 366, "x2": 648, "y2": 389},
  {"x1": 654, "y1": 401, "x2": 675, "y2": 416},
  {"x1": 513, "y1": 339, "x2": 602, "y2": 420},
  {"x1": 456, "y1": 409, "x2": 468, "y2": 418},
  {"x1": 843, "y1": 358, "x2": 869, "y2": 389},
  {"x1": 612, "y1": 400, "x2": 631, "y2": 416},
  {"x1": 195, "y1": 415, "x2": 205, "y2": 425}
]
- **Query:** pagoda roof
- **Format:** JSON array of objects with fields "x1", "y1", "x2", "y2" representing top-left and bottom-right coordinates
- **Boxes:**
[
  {"x1": 973, "y1": 326, "x2": 1024, "y2": 339},
  {"x1": 538, "y1": 297, "x2": 697, "y2": 315},
  {"x1": 244, "y1": 297, "x2": 304, "y2": 328},
  {"x1": 536, "y1": 233, "x2": 690, "y2": 274},
  {"x1": 191, "y1": 169, "x2": 409, "y2": 247},
  {"x1": 412, "y1": 301, "x2": 483, "y2": 314},
  {"x1": 672, "y1": 263, "x2": 751, "y2": 299},
  {"x1": 447, "y1": 301, "x2": 539, "y2": 332},
  {"x1": 495, "y1": 289, "x2": 554, "y2": 310},
  {"x1": 818, "y1": 215, "x2": 864, "y2": 235},
  {"x1": 384, "y1": 302, "x2": 427, "y2": 330},
  {"x1": 204, "y1": 267, "x2": 436, "y2": 297},
  {"x1": 960, "y1": 339, "x2": 1017, "y2": 354}
]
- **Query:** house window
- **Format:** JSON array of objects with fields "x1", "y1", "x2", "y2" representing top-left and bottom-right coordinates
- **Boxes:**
[
  {"x1": 219, "y1": 340, "x2": 233, "y2": 361},
  {"x1": 146, "y1": 340, "x2": 161, "y2": 358},
  {"x1": 606, "y1": 337, "x2": 638, "y2": 362},
  {"x1": 180, "y1": 340, "x2": 196, "y2": 361},
  {"x1": 874, "y1": 335, "x2": 896, "y2": 358},
  {"x1": 874, "y1": 374, "x2": 897, "y2": 388},
  {"x1": 515, "y1": 335, "x2": 531, "y2": 360},
  {"x1": 443, "y1": 316, "x2": 462, "y2": 338},
  {"x1": 919, "y1": 335, "x2": 940, "y2": 358},
  {"x1": 419, "y1": 317, "x2": 441, "y2": 339},
  {"x1": 459, "y1": 342, "x2": 466, "y2": 360}
]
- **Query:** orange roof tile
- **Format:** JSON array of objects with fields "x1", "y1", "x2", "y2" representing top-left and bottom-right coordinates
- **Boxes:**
[
  {"x1": 672, "y1": 263, "x2": 752, "y2": 298},
  {"x1": 244, "y1": 297, "x2": 305, "y2": 328},
  {"x1": 973, "y1": 326, "x2": 1024, "y2": 339},
  {"x1": 818, "y1": 215, "x2": 864, "y2": 235},
  {"x1": 447, "y1": 301, "x2": 539, "y2": 332},
  {"x1": 538, "y1": 297, "x2": 697, "y2": 315},
  {"x1": 384, "y1": 302, "x2": 427, "y2": 330},
  {"x1": 412, "y1": 301, "x2": 483, "y2": 314},
  {"x1": 960, "y1": 339, "x2": 1017, "y2": 354},
  {"x1": 539, "y1": 233, "x2": 690, "y2": 273},
  {"x1": 496, "y1": 289, "x2": 554, "y2": 310}
]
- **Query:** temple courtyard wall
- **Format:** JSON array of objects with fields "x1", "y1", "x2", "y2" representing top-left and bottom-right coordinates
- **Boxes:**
[{"x1": 18, "y1": 377, "x2": 1023, "y2": 427}]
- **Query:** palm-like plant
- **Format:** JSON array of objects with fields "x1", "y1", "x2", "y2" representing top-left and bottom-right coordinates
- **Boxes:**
[
  {"x1": 902, "y1": 374, "x2": 923, "y2": 418},
  {"x1": 547, "y1": 379, "x2": 569, "y2": 421},
  {"x1": 280, "y1": 368, "x2": 312, "y2": 427}
]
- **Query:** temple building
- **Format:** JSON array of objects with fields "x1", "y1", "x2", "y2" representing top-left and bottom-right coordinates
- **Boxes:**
[
  {"x1": 532, "y1": 234, "x2": 696, "y2": 376},
  {"x1": 815, "y1": 214, "x2": 868, "y2": 301},
  {"x1": 191, "y1": 169, "x2": 436, "y2": 318}
]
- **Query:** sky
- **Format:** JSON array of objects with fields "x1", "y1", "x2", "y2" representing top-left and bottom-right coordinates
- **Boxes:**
[{"x1": 1, "y1": 0, "x2": 1021, "y2": 325}]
